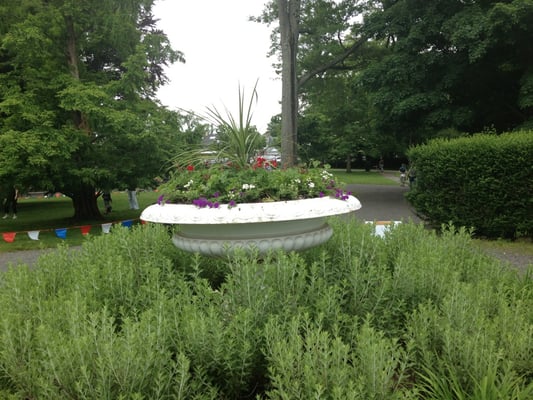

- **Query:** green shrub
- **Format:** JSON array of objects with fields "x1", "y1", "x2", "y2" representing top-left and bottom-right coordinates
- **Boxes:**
[
  {"x1": 0, "y1": 220, "x2": 532, "y2": 398},
  {"x1": 406, "y1": 131, "x2": 533, "y2": 238}
]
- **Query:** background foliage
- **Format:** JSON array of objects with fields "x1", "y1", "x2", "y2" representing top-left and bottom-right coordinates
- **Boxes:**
[{"x1": 1, "y1": 220, "x2": 532, "y2": 398}]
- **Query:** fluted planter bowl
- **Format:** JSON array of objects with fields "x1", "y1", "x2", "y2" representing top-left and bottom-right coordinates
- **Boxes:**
[{"x1": 140, "y1": 195, "x2": 361, "y2": 256}]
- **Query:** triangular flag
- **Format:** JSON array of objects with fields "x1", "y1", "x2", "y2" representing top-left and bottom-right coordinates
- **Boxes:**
[
  {"x1": 2, "y1": 232, "x2": 16, "y2": 243},
  {"x1": 374, "y1": 224, "x2": 389, "y2": 238},
  {"x1": 27, "y1": 231, "x2": 40, "y2": 240},
  {"x1": 80, "y1": 225, "x2": 91, "y2": 236},
  {"x1": 101, "y1": 223, "x2": 112, "y2": 234},
  {"x1": 55, "y1": 228, "x2": 67, "y2": 239},
  {"x1": 365, "y1": 221, "x2": 401, "y2": 238},
  {"x1": 121, "y1": 219, "x2": 133, "y2": 228}
]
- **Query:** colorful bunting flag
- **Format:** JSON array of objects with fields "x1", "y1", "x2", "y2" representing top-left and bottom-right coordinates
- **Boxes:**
[
  {"x1": 55, "y1": 228, "x2": 67, "y2": 239},
  {"x1": 27, "y1": 231, "x2": 40, "y2": 241},
  {"x1": 1, "y1": 218, "x2": 138, "y2": 243},
  {"x1": 2, "y1": 232, "x2": 16, "y2": 243}
]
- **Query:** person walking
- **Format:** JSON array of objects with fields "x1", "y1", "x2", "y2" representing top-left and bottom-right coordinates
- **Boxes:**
[
  {"x1": 408, "y1": 165, "x2": 417, "y2": 188},
  {"x1": 102, "y1": 191, "x2": 112, "y2": 214},
  {"x1": 3, "y1": 185, "x2": 19, "y2": 219},
  {"x1": 399, "y1": 164, "x2": 407, "y2": 187}
]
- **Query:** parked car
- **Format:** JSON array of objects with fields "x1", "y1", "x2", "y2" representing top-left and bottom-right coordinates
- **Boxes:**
[{"x1": 262, "y1": 147, "x2": 281, "y2": 162}]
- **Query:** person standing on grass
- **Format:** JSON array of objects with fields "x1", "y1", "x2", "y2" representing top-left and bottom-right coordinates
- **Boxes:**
[
  {"x1": 3, "y1": 185, "x2": 19, "y2": 219},
  {"x1": 102, "y1": 191, "x2": 112, "y2": 214},
  {"x1": 127, "y1": 188, "x2": 139, "y2": 210}
]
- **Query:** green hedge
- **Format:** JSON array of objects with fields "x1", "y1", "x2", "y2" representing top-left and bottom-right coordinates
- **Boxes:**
[
  {"x1": 406, "y1": 131, "x2": 533, "y2": 238},
  {"x1": 0, "y1": 222, "x2": 532, "y2": 399}
]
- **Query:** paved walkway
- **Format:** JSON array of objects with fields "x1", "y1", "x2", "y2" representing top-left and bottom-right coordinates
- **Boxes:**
[{"x1": 347, "y1": 183, "x2": 420, "y2": 223}]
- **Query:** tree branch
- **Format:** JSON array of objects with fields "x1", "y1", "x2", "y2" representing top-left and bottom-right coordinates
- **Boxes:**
[{"x1": 298, "y1": 34, "x2": 368, "y2": 88}]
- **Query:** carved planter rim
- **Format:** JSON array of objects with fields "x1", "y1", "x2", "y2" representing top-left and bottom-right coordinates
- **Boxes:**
[{"x1": 140, "y1": 195, "x2": 361, "y2": 225}]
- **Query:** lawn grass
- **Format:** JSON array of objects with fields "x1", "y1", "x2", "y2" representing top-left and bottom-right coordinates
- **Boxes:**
[
  {"x1": 332, "y1": 169, "x2": 398, "y2": 185},
  {"x1": 0, "y1": 191, "x2": 160, "y2": 252}
]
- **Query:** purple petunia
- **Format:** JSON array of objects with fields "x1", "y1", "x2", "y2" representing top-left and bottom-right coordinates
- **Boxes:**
[
  {"x1": 334, "y1": 188, "x2": 351, "y2": 201},
  {"x1": 192, "y1": 197, "x2": 220, "y2": 208},
  {"x1": 192, "y1": 197, "x2": 208, "y2": 208}
]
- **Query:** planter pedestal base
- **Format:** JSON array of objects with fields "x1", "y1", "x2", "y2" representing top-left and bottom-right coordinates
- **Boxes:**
[{"x1": 172, "y1": 223, "x2": 333, "y2": 257}]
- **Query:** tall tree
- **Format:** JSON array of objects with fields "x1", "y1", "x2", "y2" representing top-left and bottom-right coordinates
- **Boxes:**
[
  {"x1": 0, "y1": 0, "x2": 183, "y2": 219},
  {"x1": 258, "y1": 1, "x2": 372, "y2": 165},
  {"x1": 361, "y1": 0, "x2": 533, "y2": 145},
  {"x1": 278, "y1": 0, "x2": 300, "y2": 167}
]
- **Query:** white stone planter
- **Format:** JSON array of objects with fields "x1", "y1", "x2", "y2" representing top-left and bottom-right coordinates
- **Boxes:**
[{"x1": 140, "y1": 196, "x2": 361, "y2": 256}]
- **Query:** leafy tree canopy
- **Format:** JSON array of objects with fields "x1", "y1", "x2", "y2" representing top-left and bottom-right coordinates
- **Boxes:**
[
  {"x1": 362, "y1": 0, "x2": 533, "y2": 146},
  {"x1": 0, "y1": 0, "x2": 188, "y2": 218}
]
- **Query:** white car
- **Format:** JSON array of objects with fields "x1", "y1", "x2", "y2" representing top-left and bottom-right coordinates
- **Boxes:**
[{"x1": 262, "y1": 147, "x2": 281, "y2": 162}]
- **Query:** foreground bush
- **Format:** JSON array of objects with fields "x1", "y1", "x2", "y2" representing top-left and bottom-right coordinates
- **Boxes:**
[
  {"x1": 0, "y1": 222, "x2": 532, "y2": 399},
  {"x1": 407, "y1": 131, "x2": 533, "y2": 238}
]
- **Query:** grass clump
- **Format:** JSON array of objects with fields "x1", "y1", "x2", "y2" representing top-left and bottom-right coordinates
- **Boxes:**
[{"x1": 0, "y1": 220, "x2": 532, "y2": 398}]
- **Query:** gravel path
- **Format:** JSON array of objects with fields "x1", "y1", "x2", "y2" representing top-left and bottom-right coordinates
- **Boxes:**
[
  {"x1": 0, "y1": 247, "x2": 82, "y2": 272},
  {"x1": 478, "y1": 247, "x2": 532, "y2": 275},
  {"x1": 0, "y1": 249, "x2": 47, "y2": 271}
]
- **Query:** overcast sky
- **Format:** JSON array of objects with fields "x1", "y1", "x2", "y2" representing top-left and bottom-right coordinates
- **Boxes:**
[{"x1": 153, "y1": 0, "x2": 281, "y2": 132}]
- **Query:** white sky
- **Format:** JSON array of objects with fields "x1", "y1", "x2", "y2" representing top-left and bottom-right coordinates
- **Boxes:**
[{"x1": 153, "y1": 0, "x2": 281, "y2": 133}]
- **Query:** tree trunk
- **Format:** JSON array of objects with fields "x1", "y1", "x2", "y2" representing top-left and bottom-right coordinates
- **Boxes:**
[
  {"x1": 278, "y1": 0, "x2": 300, "y2": 168},
  {"x1": 65, "y1": 14, "x2": 100, "y2": 221},
  {"x1": 71, "y1": 185, "x2": 103, "y2": 220},
  {"x1": 346, "y1": 154, "x2": 352, "y2": 173}
]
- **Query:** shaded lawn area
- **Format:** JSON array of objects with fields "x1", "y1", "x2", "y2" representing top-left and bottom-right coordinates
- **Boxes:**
[{"x1": 0, "y1": 191, "x2": 160, "y2": 252}]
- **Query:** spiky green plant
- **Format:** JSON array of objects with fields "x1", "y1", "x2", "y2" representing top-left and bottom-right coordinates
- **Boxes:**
[
  {"x1": 205, "y1": 81, "x2": 263, "y2": 169},
  {"x1": 170, "y1": 81, "x2": 263, "y2": 169}
]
